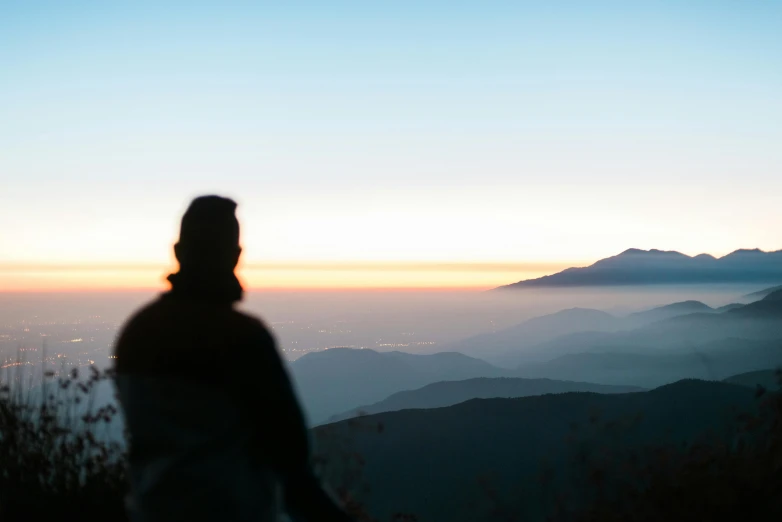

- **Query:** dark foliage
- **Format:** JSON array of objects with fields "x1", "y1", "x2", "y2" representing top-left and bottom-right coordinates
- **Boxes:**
[
  {"x1": 2, "y1": 367, "x2": 780, "y2": 522},
  {"x1": 314, "y1": 416, "x2": 417, "y2": 522},
  {"x1": 0, "y1": 366, "x2": 127, "y2": 522},
  {"x1": 547, "y1": 371, "x2": 782, "y2": 522}
]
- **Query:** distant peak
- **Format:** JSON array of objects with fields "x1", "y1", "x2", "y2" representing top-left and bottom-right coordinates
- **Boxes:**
[
  {"x1": 618, "y1": 248, "x2": 686, "y2": 257},
  {"x1": 300, "y1": 347, "x2": 378, "y2": 359},
  {"x1": 724, "y1": 248, "x2": 765, "y2": 257},
  {"x1": 668, "y1": 300, "x2": 704, "y2": 306},
  {"x1": 495, "y1": 245, "x2": 782, "y2": 290},
  {"x1": 556, "y1": 307, "x2": 610, "y2": 315}
]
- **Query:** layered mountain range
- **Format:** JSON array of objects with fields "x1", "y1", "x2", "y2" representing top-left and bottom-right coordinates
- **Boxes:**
[{"x1": 293, "y1": 288, "x2": 782, "y2": 421}]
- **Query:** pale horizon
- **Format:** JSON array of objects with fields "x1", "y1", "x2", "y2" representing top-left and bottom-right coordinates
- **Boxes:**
[
  {"x1": 3, "y1": 2, "x2": 782, "y2": 290},
  {"x1": 1, "y1": 245, "x2": 780, "y2": 291}
]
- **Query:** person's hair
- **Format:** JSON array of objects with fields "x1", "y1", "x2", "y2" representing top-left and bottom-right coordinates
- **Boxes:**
[{"x1": 176, "y1": 195, "x2": 240, "y2": 271}]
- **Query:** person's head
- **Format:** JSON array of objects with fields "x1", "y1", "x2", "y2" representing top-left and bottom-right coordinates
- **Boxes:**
[{"x1": 174, "y1": 195, "x2": 242, "y2": 274}]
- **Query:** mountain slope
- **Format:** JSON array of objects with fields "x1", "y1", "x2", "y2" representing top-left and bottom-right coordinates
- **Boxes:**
[
  {"x1": 627, "y1": 300, "x2": 714, "y2": 324},
  {"x1": 315, "y1": 380, "x2": 756, "y2": 522},
  {"x1": 448, "y1": 296, "x2": 774, "y2": 366},
  {"x1": 504, "y1": 291, "x2": 782, "y2": 366},
  {"x1": 744, "y1": 284, "x2": 782, "y2": 301},
  {"x1": 444, "y1": 308, "x2": 625, "y2": 361},
  {"x1": 715, "y1": 303, "x2": 745, "y2": 312},
  {"x1": 724, "y1": 369, "x2": 781, "y2": 390},
  {"x1": 515, "y1": 338, "x2": 782, "y2": 387},
  {"x1": 329, "y1": 377, "x2": 643, "y2": 422},
  {"x1": 497, "y1": 248, "x2": 782, "y2": 289},
  {"x1": 290, "y1": 348, "x2": 512, "y2": 424}
]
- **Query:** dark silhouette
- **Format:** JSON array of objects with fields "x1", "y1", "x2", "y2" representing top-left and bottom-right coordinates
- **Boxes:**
[
  {"x1": 497, "y1": 247, "x2": 782, "y2": 289},
  {"x1": 113, "y1": 196, "x2": 352, "y2": 522},
  {"x1": 328, "y1": 377, "x2": 642, "y2": 423},
  {"x1": 315, "y1": 379, "x2": 759, "y2": 521}
]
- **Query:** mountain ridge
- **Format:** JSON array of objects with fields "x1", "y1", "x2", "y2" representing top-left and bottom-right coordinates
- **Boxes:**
[
  {"x1": 290, "y1": 347, "x2": 514, "y2": 423},
  {"x1": 315, "y1": 379, "x2": 757, "y2": 522},
  {"x1": 497, "y1": 248, "x2": 782, "y2": 289},
  {"x1": 328, "y1": 376, "x2": 643, "y2": 422},
  {"x1": 445, "y1": 298, "x2": 746, "y2": 365}
]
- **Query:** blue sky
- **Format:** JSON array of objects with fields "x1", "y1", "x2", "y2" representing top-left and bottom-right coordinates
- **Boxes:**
[{"x1": 1, "y1": 1, "x2": 781, "y2": 288}]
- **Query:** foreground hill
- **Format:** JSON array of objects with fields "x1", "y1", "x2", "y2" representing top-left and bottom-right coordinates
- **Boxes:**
[
  {"x1": 290, "y1": 348, "x2": 512, "y2": 423},
  {"x1": 329, "y1": 377, "x2": 643, "y2": 422},
  {"x1": 497, "y1": 248, "x2": 782, "y2": 289},
  {"x1": 315, "y1": 379, "x2": 756, "y2": 522}
]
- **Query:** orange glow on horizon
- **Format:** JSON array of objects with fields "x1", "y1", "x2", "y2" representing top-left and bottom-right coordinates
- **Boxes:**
[{"x1": 0, "y1": 260, "x2": 579, "y2": 292}]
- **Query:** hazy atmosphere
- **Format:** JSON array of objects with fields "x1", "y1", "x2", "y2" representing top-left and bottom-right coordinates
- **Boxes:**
[{"x1": 2, "y1": 2, "x2": 782, "y2": 522}]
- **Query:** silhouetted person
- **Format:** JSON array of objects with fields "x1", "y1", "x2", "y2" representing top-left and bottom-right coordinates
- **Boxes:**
[{"x1": 114, "y1": 196, "x2": 353, "y2": 522}]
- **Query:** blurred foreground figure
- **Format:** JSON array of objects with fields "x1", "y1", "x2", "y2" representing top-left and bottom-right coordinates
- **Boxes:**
[{"x1": 114, "y1": 196, "x2": 352, "y2": 522}]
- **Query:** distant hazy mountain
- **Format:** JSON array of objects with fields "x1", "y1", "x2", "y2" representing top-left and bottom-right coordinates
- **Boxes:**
[
  {"x1": 329, "y1": 377, "x2": 643, "y2": 422},
  {"x1": 447, "y1": 299, "x2": 736, "y2": 365},
  {"x1": 503, "y1": 290, "x2": 782, "y2": 367},
  {"x1": 743, "y1": 284, "x2": 782, "y2": 301},
  {"x1": 724, "y1": 369, "x2": 781, "y2": 390},
  {"x1": 445, "y1": 308, "x2": 626, "y2": 361},
  {"x1": 715, "y1": 303, "x2": 745, "y2": 312},
  {"x1": 626, "y1": 300, "x2": 714, "y2": 324},
  {"x1": 515, "y1": 338, "x2": 782, "y2": 387},
  {"x1": 290, "y1": 348, "x2": 511, "y2": 424},
  {"x1": 497, "y1": 248, "x2": 782, "y2": 289},
  {"x1": 295, "y1": 291, "x2": 782, "y2": 423},
  {"x1": 727, "y1": 288, "x2": 782, "y2": 316},
  {"x1": 316, "y1": 380, "x2": 756, "y2": 522}
]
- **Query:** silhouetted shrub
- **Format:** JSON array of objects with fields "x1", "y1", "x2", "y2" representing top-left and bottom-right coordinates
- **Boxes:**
[
  {"x1": 314, "y1": 415, "x2": 418, "y2": 522},
  {"x1": 3, "y1": 365, "x2": 781, "y2": 522},
  {"x1": 0, "y1": 366, "x2": 127, "y2": 522},
  {"x1": 548, "y1": 372, "x2": 782, "y2": 522}
]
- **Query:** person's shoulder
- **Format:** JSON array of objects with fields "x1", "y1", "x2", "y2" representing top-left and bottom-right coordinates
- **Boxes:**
[
  {"x1": 118, "y1": 296, "x2": 167, "y2": 335},
  {"x1": 229, "y1": 308, "x2": 275, "y2": 342}
]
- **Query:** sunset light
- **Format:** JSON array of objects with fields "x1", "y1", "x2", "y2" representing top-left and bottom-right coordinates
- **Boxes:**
[
  {"x1": 0, "y1": 260, "x2": 577, "y2": 291},
  {"x1": 3, "y1": 3, "x2": 782, "y2": 520}
]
